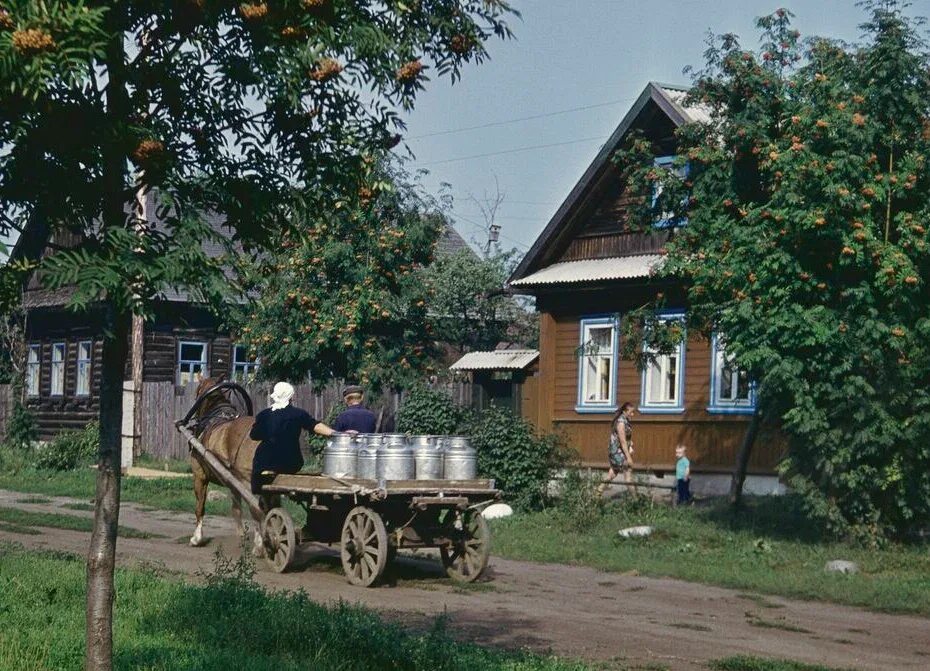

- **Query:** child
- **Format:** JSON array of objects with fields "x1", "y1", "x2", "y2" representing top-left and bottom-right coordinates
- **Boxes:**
[{"x1": 675, "y1": 444, "x2": 691, "y2": 505}]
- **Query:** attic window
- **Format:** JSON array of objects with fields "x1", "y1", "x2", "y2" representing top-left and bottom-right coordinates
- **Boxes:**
[{"x1": 652, "y1": 155, "x2": 688, "y2": 228}]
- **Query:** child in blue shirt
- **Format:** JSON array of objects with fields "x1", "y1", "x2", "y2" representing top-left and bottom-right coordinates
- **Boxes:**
[{"x1": 675, "y1": 444, "x2": 691, "y2": 505}]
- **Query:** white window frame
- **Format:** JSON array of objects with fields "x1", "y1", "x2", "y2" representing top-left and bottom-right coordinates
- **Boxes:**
[
  {"x1": 76, "y1": 340, "x2": 92, "y2": 397},
  {"x1": 575, "y1": 315, "x2": 618, "y2": 413},
  {"x1": 639, "y1": 312, "x2": 686, "y2": 414},
  {"x1": 50, "y1": 342, "x2": 66, "y2": 397},
  {"x1": 26, "y1": 344, "x2": 40, "y2": 397},
  {"x1": 652, "y1": 155, "x2": 689, "y2": 228},
  {"x1": 177, "y1": 341, "x2": 208, "y2": 386},
  {"x1": 231, "y1": 344, "x2": 260, "y2": 384},
  {"x1": 708, "y1": 334, "x2": 756, "y2": 414}
]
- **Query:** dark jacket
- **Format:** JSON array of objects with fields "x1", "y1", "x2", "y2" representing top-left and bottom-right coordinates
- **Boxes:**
[
  {"x1": 332, "y1": 404, "x2": 377, "y2": 434},
  {"x1": 249, "y1": 405, "x2": 319, "y2": 492}
]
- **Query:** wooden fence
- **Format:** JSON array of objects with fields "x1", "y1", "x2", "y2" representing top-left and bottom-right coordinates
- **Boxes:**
[{"x1": 0, "y1": 385, "x2": 10, "y2": 439}]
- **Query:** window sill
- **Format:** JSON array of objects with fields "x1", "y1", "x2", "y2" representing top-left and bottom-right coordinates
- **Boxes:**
[
  {"x1": 706, "y1": 405, "x2": 756, "y2": 415},
  {"x1": 575, "y1": 405, "x2": 618, "y2": 415},
  {"x1": 637, "y1": 405, "x2": 685, "y2": 415}
]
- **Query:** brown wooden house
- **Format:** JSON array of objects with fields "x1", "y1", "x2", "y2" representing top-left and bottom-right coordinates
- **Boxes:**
[{"x1": 508, "y1": 83, "x2": 785, "y2": 493}]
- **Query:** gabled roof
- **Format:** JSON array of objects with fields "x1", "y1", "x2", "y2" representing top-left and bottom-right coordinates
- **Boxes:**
[
  {"x1": 508, "y1": 82, "x2": 709, "y2": 287},
  {"x1": 435, "y1": 224, "x2": 474, "y2": 258},
  {"x1": 449, "y1": 349, "x2": 539, "y2": 371}
]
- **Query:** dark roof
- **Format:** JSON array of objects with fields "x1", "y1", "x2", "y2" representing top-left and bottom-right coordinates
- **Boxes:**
[
  {"x1": 508, "y1": 82, "x2": 708, "y2": 286},
  {"x1": 436, "y1": 224, "x2": 474, "y2": 258}
]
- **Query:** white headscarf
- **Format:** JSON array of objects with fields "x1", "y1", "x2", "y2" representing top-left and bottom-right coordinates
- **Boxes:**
[{"x1": 269, "y1": 381, "x2": 295, "y2": 411}]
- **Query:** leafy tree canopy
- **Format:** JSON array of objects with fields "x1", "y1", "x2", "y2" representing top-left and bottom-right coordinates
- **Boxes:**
[{"x1": 616, "y1": 1, "x2": 930, "y2": 541}]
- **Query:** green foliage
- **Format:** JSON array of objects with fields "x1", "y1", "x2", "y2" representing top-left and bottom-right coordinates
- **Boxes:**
[
  {"x1": 711, "y1": 656, "x2": 853, "y2": 671},
  {"x1": 422, "y1": 247, "x2": 538, "y2": 353},
  {"x1": 34, "y1": 421, "x2": 98, "y2": 471},
  {"x1": 554, "y1": 469, "x2": 606, "y2": 532},
  {"x1": 0, "y1": 545, "x2": 587, "y2": 671},
  {"x1": 615, "y1": 2, "x2": 930, "y2": 540},
  {"x1": 3, "y1": 401, "x2": 36, "y2": 451},
  {"x1": 467, "y1": 405, "x2": 567, "y2": 509},
  {"x1": 397, "y1": 384, "x2": 466, "y2": 435},
  {"x1": 239, "y1": 162, "x2": 445, "y2": 389}
]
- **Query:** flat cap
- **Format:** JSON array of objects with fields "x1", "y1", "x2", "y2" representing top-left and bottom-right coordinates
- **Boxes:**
[{"x1": 342, "y1": 384, "x2": 364, "y2": 397}]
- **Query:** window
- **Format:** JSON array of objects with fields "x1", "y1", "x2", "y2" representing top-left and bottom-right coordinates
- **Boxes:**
[
  {"x1": 178, "y1": 341, "x2": 207, "y2": 386},
  {"x1": 76, "y1": 341, "x2": 92, "y2": 396},
  {"x1": 576, "y1": 316, "x2": 618, "y2": 412},
  {"x1": 25, "y1": 344, "x2": 40, "y2": 397},
  {"x1": 652, "y1": 155, "x2": 689, "y2": 228},
  {"x1": 50, "y1": 343, "x2": 65, "y2": 396},
  {"x1": 709, "y1": 334, "x2": 755, "y2": 414},
  {"x1": 639, "y1": 313, "x2": 686, "y2": 413},
  {"x1": 232, "y1": 345, "x2": 260, "y2": 384}
]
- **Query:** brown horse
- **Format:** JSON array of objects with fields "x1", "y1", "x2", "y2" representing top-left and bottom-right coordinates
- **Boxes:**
[{"x1": 188, "y1": 375, "x2": 260, "y2": 548}]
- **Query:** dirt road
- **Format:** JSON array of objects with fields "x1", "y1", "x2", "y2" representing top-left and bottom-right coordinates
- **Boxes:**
[{"x1": 1, "y1": 489, "x2": 928, "y2": 670}]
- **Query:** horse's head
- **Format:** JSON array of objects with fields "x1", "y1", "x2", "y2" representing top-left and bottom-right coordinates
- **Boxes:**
[{"x1": 194, "y1": 374, "x2": 228, "y2": 419}]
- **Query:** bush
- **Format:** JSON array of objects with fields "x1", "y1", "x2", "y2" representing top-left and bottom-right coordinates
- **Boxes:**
[
  {"x1": 555, "y1": 468, "x2": 606, "y2": 531},
  {"x1": 396, "y1": 385, "x2": 466, "y2": 435},
  {"x1": 34, "y1": 421, "x2": 99, "y2": 471},
  {"x1": 4, "y1": 401, "x2": 37, "y2": 451},
  {"x1": 467, "y1": 405, "x2": 569, "y2": 509}
]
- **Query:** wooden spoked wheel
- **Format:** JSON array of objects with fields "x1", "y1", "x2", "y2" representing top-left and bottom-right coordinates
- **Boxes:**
[
  {"x1": 340, "y1": 506, "x2": 389, "y2": 587},
  {"x1": 440, "y1": 510, "x2": 490, "y2": 583},
  {"x1": 262, "y1": 507, "x2": 296, "y2": 573}
]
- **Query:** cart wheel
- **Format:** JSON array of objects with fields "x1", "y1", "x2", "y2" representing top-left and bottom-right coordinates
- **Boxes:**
[
  {"x1": 262, "y1": 507, "x2": 296, "y2": 573},
  {"x1": 340, "y1": 506, "x2": 389, "y2": 587},
  {"x1": 440, "y1": 510, "x2": 490, "y2": 583}
]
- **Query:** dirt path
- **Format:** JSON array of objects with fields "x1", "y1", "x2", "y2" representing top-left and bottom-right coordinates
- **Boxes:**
[{"x1": 1, "y1": 489, "x2": 928, "y2": 671}]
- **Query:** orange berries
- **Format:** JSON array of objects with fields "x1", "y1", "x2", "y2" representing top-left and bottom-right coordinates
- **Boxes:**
[
  {"x1": 309, "y1": 58, "x2": 343, "y2": 82},
  {"x1": 11, "y1": 28, "x2": 56, "y2": 55},
  {"x1": 396, "y1": 59, "x2": 423, "y2": 83},
  {"x1": 815, "y1": 119, "x2": 829, "y2": 128},
  {"x1": 131, "y1": 139, "x2": 165, "y2": 164},
  {"x1": 841, "y1": 246, "x2": 856, "y2": 256},
  {"x1": 239, "y1": 3, "x2": 268, "y2": 21},
  {"x1": 904, "y1": 276, "x2": 918, "y2": 285},
  {"x1": 814, "y1": 217, "x2": 826, "y2": 227},
  {"x1": 852, "y1": 113, "x2": 866, "y2": 127},
  {"x1": 892, "y1": 327, "x2": 905, "y2": 337}
]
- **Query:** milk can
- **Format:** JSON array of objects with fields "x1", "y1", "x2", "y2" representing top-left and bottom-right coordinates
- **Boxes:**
[
  {"x1": 376, "y1": 435, "x2": 415, "y2": 481},
  {"x1": 357, "y1": 440, "x2": 380, "y2": 480},
  {"x1": 411, "y1": 435, "x2": 444, "y2": 480},
  {"x1": 443, "y1": 436, "x2": 476, "y2": 480},
  {"x1": 323, "y1": 434, "x2": 358, "y2": 478}
]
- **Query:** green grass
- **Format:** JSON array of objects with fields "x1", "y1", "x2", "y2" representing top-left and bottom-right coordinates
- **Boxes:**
[
  {"x1": 0, "y1": 507, "x2": 162, "y2": 539},
  {"x1": 490, "y1": 496, "x2": 930, "y2": 616},
  {"x1": 710, "y1": 656, "x2": 854, "y2": 671},
  {"x1": 0, "y1": 544, "x2": 587, "y2": 671},
  {"x1": 15, "y1": 496, "x2": 52, "y2": 504},
  {"x1": 133, "y1": 453, "x2": 194, "y2": 474},
  {"x1": 60, "y1": 502, "x2": 95, "y2": 511}
]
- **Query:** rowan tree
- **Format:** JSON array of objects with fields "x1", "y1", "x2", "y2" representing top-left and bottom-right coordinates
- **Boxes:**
[
  {"x1": 0, "y1": 1, "x2": 515, "y2": 667},
  {"x1": 617, "y1": 2, "x2": 930, "y2": 541}
]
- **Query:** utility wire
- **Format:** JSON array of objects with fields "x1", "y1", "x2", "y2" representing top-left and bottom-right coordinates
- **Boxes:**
[
  {"x1": 407, "y1": 97, "x2": 633, "y2": 139},
  {"x1": 416, "y1": 136, "x2": 606, "y2": 167},
  {"x1": 452, "y1": 212, "x2": 530, "y2": 251}
]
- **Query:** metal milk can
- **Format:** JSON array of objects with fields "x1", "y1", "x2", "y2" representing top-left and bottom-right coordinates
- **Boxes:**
[
  {"x1": 323, "y1": 433, "x2": 358, "y2": 478},
  {"x1": 411, "y1": 435, "x2": 444, "y2": 480},
  {"x1": 376, "y1": 434, "x2": 415, "y2": 481},
  {"x1": 443, "y1": 435, "x2": 476, "y2": 480},
  {"x1": 356, "y1": 434, "x2": 382, "y2": 480}
]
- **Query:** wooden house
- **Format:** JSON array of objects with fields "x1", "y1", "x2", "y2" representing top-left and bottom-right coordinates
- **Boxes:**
[{"x1": 508, "y1": 83, "x2": 784, "y2": 492}]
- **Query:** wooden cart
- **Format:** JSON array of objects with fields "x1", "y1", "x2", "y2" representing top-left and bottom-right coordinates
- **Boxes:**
[{"x1": 177, "y1": 418, "x2": 499, "y2": 587}]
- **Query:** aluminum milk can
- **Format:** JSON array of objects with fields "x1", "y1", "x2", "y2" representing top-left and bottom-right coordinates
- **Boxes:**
[
  {"x1": 376, "y1": 434, "x2": 415, "y2": 481},
  {"x1": 411, "y1": 435, "x2": 444, "y2": 480},
  {"x1": 357, "y1": 439, "x2": 380, "y2": 480},
  {"x1": 443, "y1": 436, "x2": 476, "y2": 480},
  {"x1": 323, "y1": 434, "x2": 358, "y2": 478}
]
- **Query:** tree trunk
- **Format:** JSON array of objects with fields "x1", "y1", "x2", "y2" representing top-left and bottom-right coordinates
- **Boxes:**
[
  {"x1": 729, "y1": 406, "x2": 762, "y2": 507},
  {"x1": 85, "y1": 305, "x2": 130, "y2": 670}
]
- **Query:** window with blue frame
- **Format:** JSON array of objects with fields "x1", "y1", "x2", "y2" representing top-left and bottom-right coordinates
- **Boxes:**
[
  {"x1": 639, "y1": 312, "x2": 686, "y2": 413},
  {"x1": 652, "y1": 155, "x2": 689, "y2": 228},
  {"x1": 708, "y1": 334, "x2": 755, "y2": 414},
  {"x1": 576, "y1": 316, "x2": 618, "y2": 412}
]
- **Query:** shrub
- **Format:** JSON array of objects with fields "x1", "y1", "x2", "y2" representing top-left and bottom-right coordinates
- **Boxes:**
[
  {"x1": 467, "y1": 405, "x2": 569, "y2": 509},
  {"x1": 34, "y1": 421, "x2": 99, "y2": 471},
  {"x1": 4, "y1": 401, "x2": 37, "y2": 451},
  {"x1": 396, "y1": 385, "x2": 466, "y2": 435},
  {"x1": 555, "y1": 468, "x2": 606, "y2": 531}
]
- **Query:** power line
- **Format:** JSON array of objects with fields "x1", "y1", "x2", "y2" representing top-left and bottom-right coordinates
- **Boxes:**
[
  {"x1": 407, "y1": 97, "x2": 633, "y2": 139},
  {"x1": 452, "y1": 212, "x2": 530, "y2": 251},
  {"x1": 415, "y1": 136, "x2": 606, "y2": 167}
]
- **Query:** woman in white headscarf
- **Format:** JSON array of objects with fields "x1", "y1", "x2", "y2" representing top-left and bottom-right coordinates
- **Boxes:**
[{"x1": 249, "y1": 382, "x2": 335, "y2": 494}]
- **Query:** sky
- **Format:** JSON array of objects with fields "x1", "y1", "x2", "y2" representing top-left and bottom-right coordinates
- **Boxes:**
[{"x1": 396, "y1": 0, "x2": 880, "y2": 254}]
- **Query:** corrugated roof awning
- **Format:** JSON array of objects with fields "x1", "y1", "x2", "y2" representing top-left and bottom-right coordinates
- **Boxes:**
[
  {"x1": 509, "y1": 254, "x2": 664, "y2": 288},
  {"x1": 449, "y1": 349, "x2": 539, "y2": 371}
]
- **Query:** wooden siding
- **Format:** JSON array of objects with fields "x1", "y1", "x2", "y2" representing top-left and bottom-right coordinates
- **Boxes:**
[
  {"x1": 560, "y1": 231, "x2": 670, "y2": 262},
  {"x1": 541, "y1": 312, "x2": 785, "y2": 474}
]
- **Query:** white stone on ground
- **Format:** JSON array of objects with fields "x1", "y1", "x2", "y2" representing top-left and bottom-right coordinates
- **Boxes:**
[
  {"x1": 483, "y1": 503, "x2": 514, "y2": 520},
  {"x1": 618, "y1": 525, "x2": 654, "y2": 538},
  {"x1": 824, "y1": 560, "x2": 859, "y2": 574}
]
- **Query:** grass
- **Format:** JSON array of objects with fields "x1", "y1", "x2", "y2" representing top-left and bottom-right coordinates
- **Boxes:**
[
  {"x1": 0, "y1": 544, "x2": 588, "y2": 671},
  {"x1": 710, "y1": 656, "x2": 854, "y2": 671},
  {"x1": 60, "y1": 502, "x2": 95, "y2": 511},
  {"x1": 133, "y1": 453, "x2": 194, "y2": 474},
  {"x1": 16, "y1": 496, "x2": 52, "y2": 504},
  {"x1": 490, "y1": 495, "x2": 930, "y2": 616},
  {"x1": 0, "y1": 507, "x2": 161, "y2": 539}
]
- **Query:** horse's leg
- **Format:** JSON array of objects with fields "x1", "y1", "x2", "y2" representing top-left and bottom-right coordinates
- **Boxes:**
[
  {"x1": 190, "y1": 458, "x2": 208, "y2": 547},
  {"x1": 230, "y1": 491, "x2": 245, "y2": 538}
]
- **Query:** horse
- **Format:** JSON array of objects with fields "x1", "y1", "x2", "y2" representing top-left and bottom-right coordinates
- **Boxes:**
[{"x1": 187, "y1": 375, "x2": 261, "y2": 549}]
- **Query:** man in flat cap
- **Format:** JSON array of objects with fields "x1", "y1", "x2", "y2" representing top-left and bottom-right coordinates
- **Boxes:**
[{"x1": 333, "y1": 384, "x2": 377, "y2": 434}]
